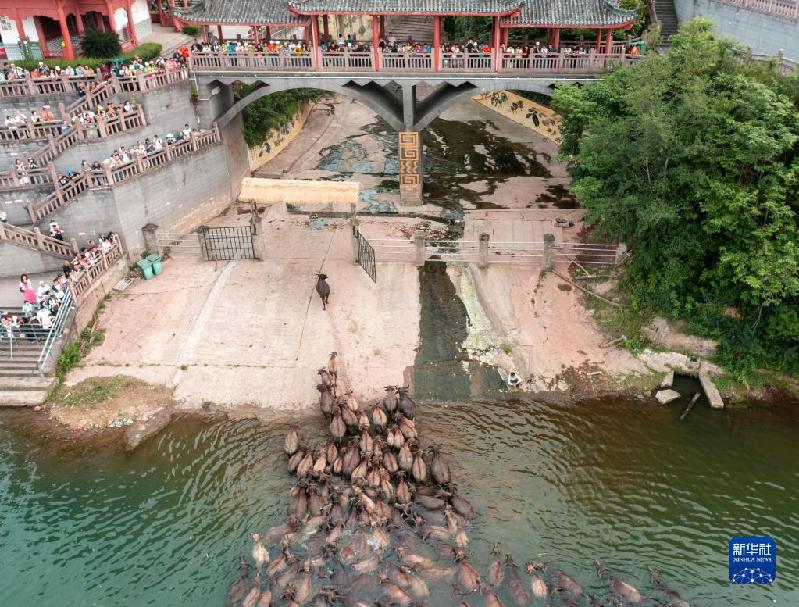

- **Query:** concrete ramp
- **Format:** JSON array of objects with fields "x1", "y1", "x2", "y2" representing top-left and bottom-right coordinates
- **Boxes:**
[{"x1": 239, "y1": 177, "x2": 359, "y2": 206}]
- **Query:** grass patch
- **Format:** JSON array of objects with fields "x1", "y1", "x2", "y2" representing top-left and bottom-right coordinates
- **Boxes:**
[
  {"x1": 47, "y1": 295, "x2": 109, "y2": 402},
  {"x1": 587, "y1": 292, "x2": 653, "y2": 354},
  {"x1": 500, "y1": 343, "x2": 513, "y2": 355},
  {"x1": 56, "y1": 376, "x2": 129, "y2": 408}
]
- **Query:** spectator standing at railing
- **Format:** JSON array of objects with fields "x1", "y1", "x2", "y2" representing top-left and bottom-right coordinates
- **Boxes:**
[
  {"x1": 14, "y1": 159, "x2": 29, "y2": 184},
  {"x1": 28, "y1": 158, "x2": 42, "y2": 185},
  {"x1": 49, "y1": 221, "x2": 64, "y2": 242}
]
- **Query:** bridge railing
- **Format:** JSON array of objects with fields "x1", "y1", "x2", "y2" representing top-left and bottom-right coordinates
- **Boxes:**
[
  {"x1": 501, "y1": 51, "x2": 635, "y2": 72},
  {"x1": 190, "y1": 50, "x2": 637, "y2": 75},
  {"x1": 382, "y1": 52, "x2": 434, "y2": 71},
  {"x1": 441, "y1": 52, "x2": 493, "y2": 72},
  {"x1": 321, "y1": 51, "x2": 374, "y2": 71},
  {"x1": 190, "y1": 52, "x2": 314, "y2": 71}
]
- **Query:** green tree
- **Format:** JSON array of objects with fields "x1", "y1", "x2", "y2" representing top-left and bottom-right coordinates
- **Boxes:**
[
  {"x1": 553, "y1": 18, "x2": 799, "y2": 378},
  {"x1": 80, "y1": 29, "x2": 122, "y2": 58}
]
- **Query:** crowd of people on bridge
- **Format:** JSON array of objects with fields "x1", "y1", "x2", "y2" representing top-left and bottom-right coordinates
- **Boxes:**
[
  {"x1": 3, "y1": 233, "x2": 119, "y2": 340},
  {"x1": 188, "y1": 33, "x2": 641, "y2": 62}
]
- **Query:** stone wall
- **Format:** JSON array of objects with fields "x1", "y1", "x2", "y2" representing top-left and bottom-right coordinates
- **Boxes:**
[
  {"x1": 0, "y1": 93, "x2": 79, "y2": 117},
  {"x1": 46, "y1": 141, "x2": 238, "y2": 254},
  {"x1": 675, "y1": 0, "x2": 799, "y2": 59},
  {"x1": 0, "y1": 81, "x2": 250, "y2": 258},
  {"x1": 0, "y1": 140, "x2": 43, "y2": 172},
  {"x1": 246, "y1": 101, "x2": 314, "y2": 172},
  {"x1": 0, "y1": 185, "x2": 52, "y2": 225},
  {"x1": 0, "y1": 242, "x2": 65, "y2": 276}
]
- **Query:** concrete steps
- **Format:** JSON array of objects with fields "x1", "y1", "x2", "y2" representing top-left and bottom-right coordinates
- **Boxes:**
[
  {"x1": 0, "y1": 305, "x2": 54, "y2": 406},
  {"x1": 385, "y1": 16, "x2": 434, "y2": 44},
  {"x1": 0, "y1": 389, "x2": 48, "y2": 406},
  {"x1": 654, "y1": 0, "x2": 680, "y2": 38}
]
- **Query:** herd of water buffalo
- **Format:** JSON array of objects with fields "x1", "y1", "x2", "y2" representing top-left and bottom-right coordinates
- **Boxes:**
[{"x1": 226, "y1": 355, "x2": 692, "y2": 607}]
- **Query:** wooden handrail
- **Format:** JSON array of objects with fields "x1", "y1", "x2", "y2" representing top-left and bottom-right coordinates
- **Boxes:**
[
  {"x1": 0, "y1": 221, "x2": 74, "y2": 257},
  {"x1": 70, "y1": 236, "x2": 124, "y2": 299}
]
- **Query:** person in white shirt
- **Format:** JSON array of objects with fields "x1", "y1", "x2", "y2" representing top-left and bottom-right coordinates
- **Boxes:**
[{"x1": 37, "y1": 307, "x2": 53, "y2": 329}]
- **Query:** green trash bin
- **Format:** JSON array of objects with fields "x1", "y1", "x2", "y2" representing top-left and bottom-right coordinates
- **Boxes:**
[
  {"x1": 136, "y1": 258, "x2": 154, "y2": 280},
  {"x1": 147, "y1": 254, "x2": 163, "y2": 276}
]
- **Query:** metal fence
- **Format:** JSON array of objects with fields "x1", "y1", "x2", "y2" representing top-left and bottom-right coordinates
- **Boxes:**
[
  {"x1": 199, "y1": 225, "x2": 256, "y2": 261},
  {"x1": 36, "y1": 287, "x2": 75, "y2": 376},
  {"x1": 353, "y1": 226, "x2": 377, "y2": 282},
  {"x1": 366, "y1": 234, "x2": 621, "y2": 267}
]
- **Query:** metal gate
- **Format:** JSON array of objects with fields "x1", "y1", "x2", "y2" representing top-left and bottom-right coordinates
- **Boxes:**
[
  {"x1": 353, "y1": 226, "x2": 376, "y2": 282},
  {"x1": 199, "y1": 225, "x2": 256, "y2": 261}
]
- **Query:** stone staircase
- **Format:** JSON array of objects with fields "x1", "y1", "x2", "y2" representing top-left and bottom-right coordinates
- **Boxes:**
[
  {"x1": 0, "y1": 306, "x2": 58, "y2": 406},
  {"x1": 653, "y1": 0, "x2": 680, "y2": 39},
  {"x1": 384, "y1": 16, "x2": 435, "y2": 44}
]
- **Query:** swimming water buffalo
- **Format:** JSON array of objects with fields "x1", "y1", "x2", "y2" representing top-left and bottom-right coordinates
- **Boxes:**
[
  {"x1": 597, "y1": 560, "x2": 642, "y2": 604},
  {"x1": 226, "y1": 355, "x2": 691, "y2": 607}
]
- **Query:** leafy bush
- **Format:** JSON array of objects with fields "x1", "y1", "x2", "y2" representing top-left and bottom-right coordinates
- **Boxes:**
[
  {"x1": 15, "y1": 43, "x2": 162, "y2": 71},
  {"x1": 80, "y1": 29, "x2": 122, "y2": 58},
  {"x1": 181, "y1": 25, "x2": 201, "y2": 37},
  {"x1": 235, "y1": 84, "x2": 325, "y2": 147}
]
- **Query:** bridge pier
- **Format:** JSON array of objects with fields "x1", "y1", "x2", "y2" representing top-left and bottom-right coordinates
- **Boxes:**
[
  {"x1": 195, "y1": 80, "x2": 235, "y2": 129},
  {"x1": 399, "y1": 131, "x2": 423, "y2": 205}
]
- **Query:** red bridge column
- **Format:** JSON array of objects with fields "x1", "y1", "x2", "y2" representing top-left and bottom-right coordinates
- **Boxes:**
[
  {"x1": 372, "y1": 15, "x2": 381, "y2": 71},
  {"x1": 433, "y1": 15, "x2": 440, "y2": 71},
  {"x1": 57, "y1": 6, "x2": 74, "y2": 59}
]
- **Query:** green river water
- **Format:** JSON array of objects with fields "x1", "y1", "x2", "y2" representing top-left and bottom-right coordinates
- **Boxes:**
[{"x1": 0, "y1": 396, "x2": 797, "y2": 606}]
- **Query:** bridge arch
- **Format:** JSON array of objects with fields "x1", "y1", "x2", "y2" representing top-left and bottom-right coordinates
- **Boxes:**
[
  {"x1": 197, "y1": 74, "x2": 585, "y2": 204},
  {"x1": 207, "y1": 76, "x2": 579, "y2": 133},
  {"x1": 214, "y1": 79, "x2": 406, "y2": 131}
]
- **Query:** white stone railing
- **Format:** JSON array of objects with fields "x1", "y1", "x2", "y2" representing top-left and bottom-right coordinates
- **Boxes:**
[
  {"x1": 713, "y1": 0, "x2": 799, "y2": 20},
  {"x1": 189, "y1": 50, "x2": 637, "y2": 74}
]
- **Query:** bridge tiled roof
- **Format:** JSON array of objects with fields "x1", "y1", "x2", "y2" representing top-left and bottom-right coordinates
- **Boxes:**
[
  {"x1": 503, "y1": 0, "x2": 638, "y2": 26},
  {"x1": 287, "y1": 0, "x2": 523, "y2": 14},
  {"x1": 174, "y1": 0, "x2": 636, "y2": 27},
  {"x1": 173, "y1": 0, "x2": 306, "y2": 25}
]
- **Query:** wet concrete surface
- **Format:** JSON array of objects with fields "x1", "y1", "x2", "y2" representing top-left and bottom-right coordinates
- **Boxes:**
[{"x1": 412, "y1": 262, "x2": 505, "y2": 403}]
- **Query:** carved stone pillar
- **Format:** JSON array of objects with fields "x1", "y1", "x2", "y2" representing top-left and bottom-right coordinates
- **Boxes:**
[{"x1": 398, "y1": 131, "x2": 422, "y2": 205}]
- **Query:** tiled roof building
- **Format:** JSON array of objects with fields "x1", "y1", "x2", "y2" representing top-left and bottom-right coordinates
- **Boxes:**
[{"x1": 174, "y1": 0, "x2": 637, "y2": 28}]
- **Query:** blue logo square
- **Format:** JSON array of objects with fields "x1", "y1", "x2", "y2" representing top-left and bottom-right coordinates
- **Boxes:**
[{"x1": 729, "y1": 536, "x2": 776, "y2": 584}]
